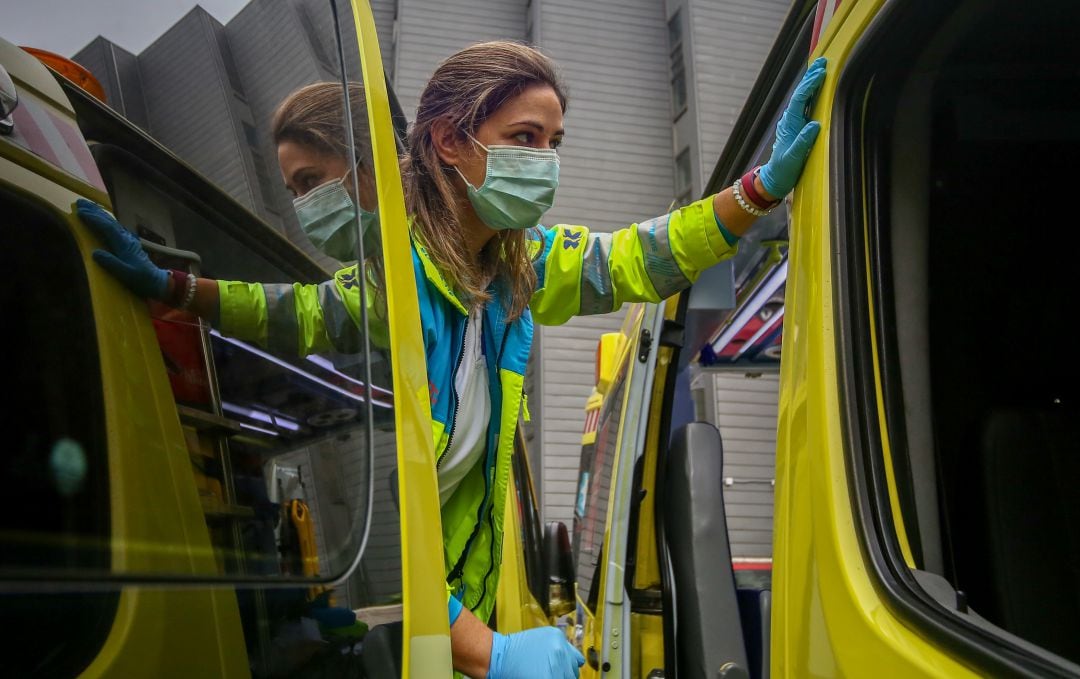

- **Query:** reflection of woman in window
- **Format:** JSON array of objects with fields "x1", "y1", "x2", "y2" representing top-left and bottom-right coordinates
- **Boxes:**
[{"x1": 78, "y1": 42, "x2": 825, "y2": 678}]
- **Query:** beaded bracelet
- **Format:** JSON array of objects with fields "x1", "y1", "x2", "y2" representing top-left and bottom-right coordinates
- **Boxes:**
[
  {"x1": 732, "y1": 177, "x2": 769, "y2": 217},
  {"x1": 179, "y1": 273, "x2": 197, "y2": 310}
]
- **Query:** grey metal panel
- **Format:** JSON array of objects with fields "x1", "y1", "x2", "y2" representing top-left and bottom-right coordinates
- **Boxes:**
[
  {"x1": 111, "y1": 43, "x2": 150, "y2": 130},
  {"x1": 371, "y1": 0, "x2": 398, "y2": 73},
  {"x1": 727, "y1": 529, "x2": 774, "y2": 548},
  {"x1": 533, "y1": 0, "x2": 672, "y2": 527},
  {"x1": 72, "y1": 39, "x2": 118, "y2": 109},
  {"x1": 295, "y1": 0, "x2": 361, "y2": 81},
  {"x1": 138, "y1": 8, "x2": 254, "y2": 211},
  {"x1": 74, "y1": 39, "x2": 149, "y2": 130},
  {"x1": 711, "y1": 372, "x2": 778, "y2": 558},
  {"x1": 226, "y1": 0, "x2": 340, "y2": 270},
  {"x1": 688, "y1": 0, "x2": 788, "y2": 184},
  {"x1": 393, "y1": 0, "x2": 527, "y2": 118}
]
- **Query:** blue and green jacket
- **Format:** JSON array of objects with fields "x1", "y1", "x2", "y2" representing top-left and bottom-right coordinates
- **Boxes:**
[{"x1": 215, "y1": 195, "x2": 738, "y2": 624}]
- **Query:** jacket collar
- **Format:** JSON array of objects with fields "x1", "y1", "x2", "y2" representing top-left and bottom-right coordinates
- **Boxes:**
[{"x1": 412, "y1": 236, "x2": 469, "y2": 316}]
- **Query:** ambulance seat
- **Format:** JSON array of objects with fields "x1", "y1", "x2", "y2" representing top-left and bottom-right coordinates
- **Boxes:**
[
  {"x1": 361, "y1": 621, "x2": 402, "y2": 678},
  {"x1": 736, "y1": 588, "x2": 771, "y2": 679},
  {"x1": 663, "y1": 422, "x2": 750, "y2": 678}
]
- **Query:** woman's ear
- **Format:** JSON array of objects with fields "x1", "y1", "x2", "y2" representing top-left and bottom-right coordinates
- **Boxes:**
[{"x1": 430, "y1": 117, "x2": 467, "y2": 167}]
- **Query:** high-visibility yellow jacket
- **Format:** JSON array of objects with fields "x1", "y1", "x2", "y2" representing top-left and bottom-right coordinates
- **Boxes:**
[{"x1": 215, "y1": 195, "x2": 738, "y2": 623}]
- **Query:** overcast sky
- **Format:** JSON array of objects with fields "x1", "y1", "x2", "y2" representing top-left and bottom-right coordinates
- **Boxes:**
[{"x1": 2, "y1": 0, "x2": 249, "y2": 56}]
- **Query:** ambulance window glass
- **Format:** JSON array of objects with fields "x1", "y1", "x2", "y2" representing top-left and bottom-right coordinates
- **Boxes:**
[
  {"x1": 574, "y1": 357, "x2": 630, "y2": 612},
  {"x1": 80, "y1": 27, "x2": 400, "y2": 595},
  {"x1": 2, "y1": 194, "x2": 110, "y2": 574},
  {"x1": 50, "y1": 0, "x2": 402, "y2": 672},
  {"x1": 0, "y1": 193, "x2": 117, "y2": 676},
  {"x1": 514, "y1": 430, "x2": 546, "y2": 605}
]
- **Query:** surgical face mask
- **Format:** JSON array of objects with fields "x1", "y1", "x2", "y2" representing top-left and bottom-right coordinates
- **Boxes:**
[
  {"x1": 455, "y1": 133, "x2": 559, "y2": 231},
  {"x1": 293, "y1": 175, "x2": 380, "y2": 262}
]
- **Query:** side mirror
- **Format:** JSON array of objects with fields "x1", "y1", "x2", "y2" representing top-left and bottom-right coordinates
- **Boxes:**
[
  {"x1": 543, "y1": 520, "x2": 576, "y2": 618},
  {"x1": 0, "y1": 64, "x2": 18, "y2": 135},
  {"x1": 595, "y1": 332, "x2": 626, "y2": 395}
]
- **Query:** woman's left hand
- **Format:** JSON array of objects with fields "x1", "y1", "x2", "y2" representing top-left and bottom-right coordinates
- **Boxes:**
[
  {"x1": 758, "y1": 56, "x2": 827, "y2": 199},
  {"x1": 76, "y1": 198, "x2": 170, "y2": 300}
]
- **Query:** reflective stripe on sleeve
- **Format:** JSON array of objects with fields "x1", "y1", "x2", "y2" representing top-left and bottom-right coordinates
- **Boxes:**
[
  {"x1": 636, "y1": 213, "x2": 691, "y2": 299},
  {"x1": 264, "y1": 284, "x2": 299, "y2": 357},
  {"x1": 580, "y1": 232, "x2": 615, "y2": 315}
]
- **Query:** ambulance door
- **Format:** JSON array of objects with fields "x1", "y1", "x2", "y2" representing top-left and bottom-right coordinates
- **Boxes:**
[
  {"x1": 0, "y1": 1, "x2": 448, "y2": 676},
  {"x1": 787, "y1": 0, "x2": 1080, "y2": 675},
  {"x1": 573, "y1": 303, "x2": 675, "y2": 678}
]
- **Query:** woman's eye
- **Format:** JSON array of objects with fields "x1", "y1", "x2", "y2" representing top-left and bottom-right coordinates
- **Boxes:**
[
  {"x1": 550, "y1": 139, "x2": 562, "y2": 150},
  {"x1": 514, "y1": 132, "x2": 532, "y2": 145}
]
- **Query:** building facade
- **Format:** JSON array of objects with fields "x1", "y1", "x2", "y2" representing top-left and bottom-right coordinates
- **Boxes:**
[{"x1": 73, "y1": 0, "x2": 789, "y2": 532}]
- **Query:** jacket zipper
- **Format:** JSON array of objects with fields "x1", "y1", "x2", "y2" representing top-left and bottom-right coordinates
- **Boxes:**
[
  {"x1": 436, "y1": 322, "x2": 469, "y2": 472},
  {"x1": 476, "y1": 502, "x2": 498, "y2": 606},
  {"x1": 477, "y1": 381, "x2": 526, "y2": 604},
  {"x1": 446, "y1": 322, "x2": 512, "y2": 593}
]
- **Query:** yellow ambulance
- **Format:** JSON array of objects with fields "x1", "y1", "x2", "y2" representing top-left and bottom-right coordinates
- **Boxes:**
[
  {"x1": 571, "y1": 0, "x2": 1080, "y2": 677},
  {"x1": 0, "y1": 1, "x2": 559, "y2": 676}
]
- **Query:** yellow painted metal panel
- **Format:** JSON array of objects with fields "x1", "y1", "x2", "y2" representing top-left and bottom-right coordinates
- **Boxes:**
[
  {"x1": 631, "y1": 613, "x2": 664, "y2": 679},
  {"x1": 82, "y1": 589, "x2": 248, "y2": 678},
  {"x1": 773, "y1": 1, "x2": 978, "y2": 675},
  {"x1": 583, "y1": 306, "x2": 644, "y2": 672},
  {"x1": 347, "y1": 2, "x2": 451, "y2": 676},
  {"x1": 0, "y1": 41, "x2": 109, "y2": 203}
]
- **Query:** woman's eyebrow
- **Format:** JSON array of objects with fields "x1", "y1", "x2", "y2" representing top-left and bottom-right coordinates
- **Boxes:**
[{"x1": 509, "y1": 120, "x2": 565, "y2": 137}]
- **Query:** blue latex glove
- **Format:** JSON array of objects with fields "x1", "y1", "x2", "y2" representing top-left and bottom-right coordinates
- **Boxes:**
[
  {"x1": 758, "y1": 56, "x2": 828, "y2": 199},
  {"x1": 488, "y1": 627, "x2": 584, "y2": 679},
  {"x1": 75, "y1": 198, "x2": 169, "y2": 300}
]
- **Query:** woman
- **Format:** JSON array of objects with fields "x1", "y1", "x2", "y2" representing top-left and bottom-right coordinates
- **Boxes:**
[{"x1": 77, "y1": 42, "x2": 826, "y2": 679}]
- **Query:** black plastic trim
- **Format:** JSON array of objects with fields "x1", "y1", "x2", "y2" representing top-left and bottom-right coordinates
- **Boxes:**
[
  {"x1": 654, "y1": 293, "x2": 690, "y2": 679},
  {"x1": 90, "y1": 143, "x2": 324, "y2": 284}
]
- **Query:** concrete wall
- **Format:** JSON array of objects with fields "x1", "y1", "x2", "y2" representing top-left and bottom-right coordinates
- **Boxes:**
[{"x1": 532, "y1": 0, "x2": 675, "y2": 527}]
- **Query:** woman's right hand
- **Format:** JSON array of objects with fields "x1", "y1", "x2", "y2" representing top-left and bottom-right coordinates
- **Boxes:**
[
  {"x1": 758, "y1": 56, "x2": 827, "y2": 199},
  {"x1": 75, "y1": 198, "x2": 169, "y2": 300},
  {"x1": 487, "y1": 626, "x2": 584, "y2": 679}
]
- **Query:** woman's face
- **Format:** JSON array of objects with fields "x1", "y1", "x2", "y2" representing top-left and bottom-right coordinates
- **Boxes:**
[
  {"x1": 452, "y1": 82, "x2": 565, "y2": 189},
  {"x1": 277, "y1": 140, "x2": 378, "y2": 210},
  {"x1": 278, "y1": 140, "x2": 349, "y2": 199}
]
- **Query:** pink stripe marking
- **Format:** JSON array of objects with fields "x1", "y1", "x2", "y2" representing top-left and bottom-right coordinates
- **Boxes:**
[
  {"x1": 10, "y1": 103, "x2": 62, "y2": 167},
  {"x1": 48, "y1": 108, "x2": 106, "y2": 191},
  {"x1": 810, "y1": 0, "x2": 839, "y2": 52}
]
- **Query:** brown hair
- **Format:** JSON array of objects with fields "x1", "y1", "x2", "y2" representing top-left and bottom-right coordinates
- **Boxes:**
[
  {"x1": 271, "y1": 81, "x2": 386, "y2": 315},
  {"x1": 402, "y1": 40, "x2": 567, "y2": 320},
  {"x1": 271, "y1": 81, "x2": 370, "y2": 163}
]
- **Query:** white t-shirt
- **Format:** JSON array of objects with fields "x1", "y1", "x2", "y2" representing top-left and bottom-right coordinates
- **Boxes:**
[{"x1": 438, "y1": 308, "x2": 491, "y2": 506}]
